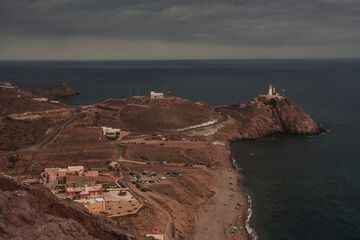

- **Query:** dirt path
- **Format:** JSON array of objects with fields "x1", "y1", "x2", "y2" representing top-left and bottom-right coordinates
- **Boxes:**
[{"x1": 130, "y1": 186, "x2": 173, "y2": 240}]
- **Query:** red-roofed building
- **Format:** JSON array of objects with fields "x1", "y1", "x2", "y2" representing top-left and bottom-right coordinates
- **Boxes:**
[{"x1": 65, "y1": 184, "x2": 102, "y2": 199}]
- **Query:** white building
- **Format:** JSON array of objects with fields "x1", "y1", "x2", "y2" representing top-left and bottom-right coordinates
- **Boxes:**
[
  {"x1": 150, "y1": 91, "x2": 164, "y2": 99},
  {"x1": 33, "y1": 97, "x2": 48, "y2": 102},
  {"x1": 101, "y1": 127, "x2": 121, "y2": 137},
  {"x1": 268, "y1": 84, "x2": 276, "y2": 95},
  {"x1": 146, "y1": 234, "x2": 164, "y2": 240}
]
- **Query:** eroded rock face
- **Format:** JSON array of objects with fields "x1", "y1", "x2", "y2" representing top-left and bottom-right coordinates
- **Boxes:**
[
  {"x1": 0, "y1": 190, "x2": 97, "y2": 240},
  {"x1": 0, "y1": 175, "x2": 143, "y2": 240},
  {"x1": 215, "y1": 96, "x2": 321, "y2": 140}
]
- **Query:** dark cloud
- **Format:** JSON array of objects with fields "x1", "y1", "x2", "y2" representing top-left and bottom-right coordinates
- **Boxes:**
[{"x1": 0, "y1": 0, "x2": 359, "y2": 59}]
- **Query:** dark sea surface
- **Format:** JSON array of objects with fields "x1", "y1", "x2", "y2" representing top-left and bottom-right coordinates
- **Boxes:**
[{"x1": 1, "y1": 59, "x2": 359, "y2": 240}]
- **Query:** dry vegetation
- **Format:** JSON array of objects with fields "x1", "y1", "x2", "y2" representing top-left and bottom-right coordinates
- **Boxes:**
[
  {"x1": 121, "y1": 141, "x2": 214, "y2": 164},
  {"x1": 0, "y1": 144, "x2": 117, "y2": 175},
  {"x1": 0, "y1": 88, "x2": 66, "y2": 116},
  {"x1": 47, "y1": 111, "x2": 107, "y2": 147},
  {"x1": 0, "y1": 110, "x2": 72, "y2": 151},
  {"x1": 94, "y1": 98, "x2": 220, "y2": 133}
]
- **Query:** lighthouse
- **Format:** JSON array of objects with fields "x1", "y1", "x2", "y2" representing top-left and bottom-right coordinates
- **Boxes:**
[{"x1": 268, "y1": 84, "x2": 273, "y2": 95}]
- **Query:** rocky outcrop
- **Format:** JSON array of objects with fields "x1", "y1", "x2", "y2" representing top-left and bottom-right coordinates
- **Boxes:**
[
  {"x1": 0, "y1": 189, "x2": 98, "y2": 240},
  {"x1": 0, "y1": 174, "x2": 145, "y2": 240},
  {"x1": 43, "y1": 81, "x2": 79, "y2": 99},
  {"x1": 215, "y1": 96, "x2": 322, "y2": 140},
  {"x1": 26, "y1": 81, "x2": 79, "y2": 100}
]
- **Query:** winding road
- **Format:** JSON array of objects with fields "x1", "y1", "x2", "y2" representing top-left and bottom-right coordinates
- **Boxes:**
[
  {"x1": 0, "y1": 108, "x2": 228, "y2": 159},
  {"x1": 0, "y1": 110, "x2": 79, "y2": 156}
]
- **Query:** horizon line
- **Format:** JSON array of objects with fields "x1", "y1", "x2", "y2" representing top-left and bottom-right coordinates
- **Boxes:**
[{"x1": 0, "y1": 57, "x2": 360, "y2": 62}]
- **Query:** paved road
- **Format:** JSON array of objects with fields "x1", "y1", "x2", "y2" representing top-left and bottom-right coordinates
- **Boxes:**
[{"x1": 0, "y1": 110, "x2": 79, "y2": 156}]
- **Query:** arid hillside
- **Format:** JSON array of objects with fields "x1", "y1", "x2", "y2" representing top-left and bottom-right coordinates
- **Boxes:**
[
  {"x1": 0, "y1": 87, "x2": 65, "y2": 116},
  {"x1": 0, "y1": 174, "x2": 145, "y2": 240},
  {"x1": 0, "y1": 110, "x2": 71, "y2": 151},
  {"x1": 96, "y1": 98, "x2": 221, "y2": 133},
  {"x1": 0, "y1": 87, "x2": 74, "y2": 151}
]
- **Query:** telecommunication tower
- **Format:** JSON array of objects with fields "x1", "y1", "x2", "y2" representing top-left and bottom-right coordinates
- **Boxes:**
[{"x1": 165, "y1": 85, "x2": 170, "y2": 97}]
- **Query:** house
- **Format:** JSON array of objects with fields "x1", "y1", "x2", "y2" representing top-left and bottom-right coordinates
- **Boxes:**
[
  {"x1": 75, "y1": 197, "x2": 105, "y2": 213},
  {"x1": 59, "y1": 166, "x2": 84, "y2": 176},
  {"x1": 84, "y1": 170, "x2": 99, "y2": 177},
  {"x1": 32, "y1": 97, "x2": 49, "y2": 102},
  {"x1": 41, "y1": 166, "x2": 85, "y2": 180},
  {"x1": 101, "y1": 127, "x2": 121, "y2": 137},
  {"x1": 150, "y1": 91, "x2": 164, "y2": 99},
  {"x1": 146, "y1": 234, "x2": 164, "y2": 240},
  {"x1": 66, "y1": 184, "x2": 103, "y2": 199}
]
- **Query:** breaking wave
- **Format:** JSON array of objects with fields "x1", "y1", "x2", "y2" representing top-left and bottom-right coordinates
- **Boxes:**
[{"x1": 228, "y1": 143, "x2": 258, "y2": 240}]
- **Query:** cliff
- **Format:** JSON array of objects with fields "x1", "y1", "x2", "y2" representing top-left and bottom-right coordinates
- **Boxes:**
[
  {"x1": 215, "y1": 96, "x2": 322, "y2": 140},
  {"x1": 0, "y1": 174, "x2": 146, "y2": 240}
]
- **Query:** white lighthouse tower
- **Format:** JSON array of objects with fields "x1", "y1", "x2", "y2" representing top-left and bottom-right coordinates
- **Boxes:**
[{"x1": 268, "y1": 84, "x2": 273, "y2": 95}]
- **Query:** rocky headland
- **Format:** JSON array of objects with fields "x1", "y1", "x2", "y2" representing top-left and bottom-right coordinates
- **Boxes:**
[
  {"x1": 28, "y1": 81, "x2": 79, "y2": 100},
  {"x1": 214, "y1": 95, "x2": 322, "y2": 140}
]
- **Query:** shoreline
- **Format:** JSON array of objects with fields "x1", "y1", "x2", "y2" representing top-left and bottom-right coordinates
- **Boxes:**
[
  {"x1": 228, "y1": 142, "x2": 258, "y2": 240},
  {"x1": 193, "y1": 143, "x2": 251, "y2": 240}
]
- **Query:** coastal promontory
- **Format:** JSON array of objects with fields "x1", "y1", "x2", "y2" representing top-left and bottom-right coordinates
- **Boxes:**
[
  {"x1": 27, "y1": 81, "x2": 79, "y2": 100},
  {"x1": 214, "y1": 95, "x2": 321, "y2": 140}
]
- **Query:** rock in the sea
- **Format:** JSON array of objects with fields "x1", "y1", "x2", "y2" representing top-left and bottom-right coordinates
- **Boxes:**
[{"x1": 43, "y1": 81, "x2": 79, "y2": 99}]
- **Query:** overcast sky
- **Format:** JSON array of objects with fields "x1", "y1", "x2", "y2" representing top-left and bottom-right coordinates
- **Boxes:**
[{"x1": 0, "y1": 0, "x2": 359, "y2": 60}]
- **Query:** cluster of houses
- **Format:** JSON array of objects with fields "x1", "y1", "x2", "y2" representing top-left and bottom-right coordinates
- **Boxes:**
[
  {"x1": 40, "y1": 166, "x2": 143, "y2": 216},
  {"x1": 41, "y1": 166, "x2": 110, "y2": 212}
]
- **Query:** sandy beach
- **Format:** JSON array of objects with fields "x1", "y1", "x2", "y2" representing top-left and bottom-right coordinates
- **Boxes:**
[{"x1": 194, "y1": 150, "x2": 250, "y2": 240}]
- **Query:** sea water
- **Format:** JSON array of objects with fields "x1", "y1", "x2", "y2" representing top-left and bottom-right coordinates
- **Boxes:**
[{"x1": 1, "y1": 59, "x2": 359, "y2": 239}]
